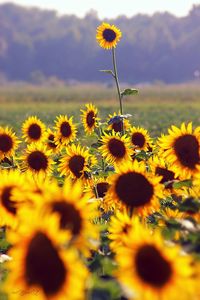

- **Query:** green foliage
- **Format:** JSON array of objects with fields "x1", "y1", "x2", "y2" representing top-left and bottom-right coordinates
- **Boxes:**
[{"x1": 121, "y1": 88, "x2": 139, "y2": 97}]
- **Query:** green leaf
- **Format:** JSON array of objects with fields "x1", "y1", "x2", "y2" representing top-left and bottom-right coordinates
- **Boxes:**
[
  {"x1": 173, "y1": 179, "x2": 192, "y2": 189},
  {"x1": 121, "y1": 88, "x2": 139, "y2": 97},
  {"x1": 99, "y1": 70, "x2": 114, "y2": 76}
]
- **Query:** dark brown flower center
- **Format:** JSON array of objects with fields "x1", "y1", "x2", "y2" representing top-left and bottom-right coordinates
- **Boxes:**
[
  {"x1": 27, "y1": 151, "x2": 48, "y2": 171},
  {"x1": 96, "y1": 182, "x2": 109, "y2": 198},
  {"x1": 0, "y1": 134, "x2": 13, "y2": 153},
  {"x1": 51, "y1": 201, "x2": 82, "y2": 235},
  {"x1": 108, "y1": 138, "x2": 126, "y2": 158},
  {"x1": 103, "y1": 29, "x2": 116, "y2": 42},
  {"x1": 155, "y1": 167, "x2": 175, "y2": 188},
  {"x1": 60, "y1": 122, "x2": 72, "y2": 138},
  {"x1": 1, "y1": 186, "x2": 17, "y2": 215},
  {"x1": 135, "y1": 245, "x2": 172, "y2": 287},
  {"x1": 86, "y1": 111, "x2": 95, "y2": 128},
  {"x1": 131, "y1": 132, "x2": 145, "y2": 148},
  {"x1": 25, "y1": 232, "x2": 67, "y2": 296},
  {"x1": 48, "y1": 134, "x2": 57, "y2": 149},
  {"x1": 122, "y1": 223, "x2": 131, "y2": 234},
  {"x1": 115, "y1": 172, "x2": 154, "y2": 208},
  {"x1": 68, "y1": 155, "x2": 85, "y2": 178},
  {"x1": 174, "y1": 134, "x2": 200, "y2": 169},
  {"x1": 28, "y1": 124, "x2": 41, "y2": 140},
  {"x1": 112, "y1": 121, "x2": 123, "y2": 133}
]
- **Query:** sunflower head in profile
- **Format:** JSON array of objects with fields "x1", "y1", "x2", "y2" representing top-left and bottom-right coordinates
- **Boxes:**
[
  {"x1": 96, "y1": 22, "x2": 122, "y2": 49},
  {"x1": 0, "y1": 127, "x2": 20, "y2": 160},
  {"x1": 22, "y1": 116, "x2": 46, "y2": 144},
  {"x1": 85, "y1": 177, "x2": 110, "y2": 201},
  {"x1": 107, "y1": 112, "x2": 130, "y2": 133},
  {"x1": 149, "y1": 156, "x2": 178, "y2": 195},
  {"x1": 46, "y1": 128, "x2": 60, "y2": 153},
  {"x1": 99, "y1": 131, "x2": 132, "y2": 165},
  {"x1": 158, "y1": 123, "x2": 200, "y2": 179},
  {"x1": 54, "y1": 115, "x2": 77, "y2": 146},
  {"x1": 0, "y1": 170, "x2": 29, "y2": 228},
  {"x1": 21, "y1": 143, "x2": 53, "y2": 177},
  {"x1": 104, "y1": 160, "x2": 163, "y2": 216},
  {"x1": 59, "y1": 144, "x2": 96, "y2": 180},
  {"x1": 5, "y1": 212, "x2": 88, "y2": 300},
  {"x1": 81, "y1": 103, "x2": 99, "y2": 135},
  {"x1": 115, "y1": 219, "x2": 196, "y2": 300},
  {"x1": 130, "y1": 126, "x2": 152, "y2": 151}
]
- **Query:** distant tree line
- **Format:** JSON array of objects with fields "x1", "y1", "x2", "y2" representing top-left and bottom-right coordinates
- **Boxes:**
[{"x1": 0, "y1": 3, "x2": 200, "y2": 83}]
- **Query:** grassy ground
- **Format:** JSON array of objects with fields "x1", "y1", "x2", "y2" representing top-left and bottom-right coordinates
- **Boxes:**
[{"x1": 0, "y1": 83, "x2": 200, "y2": 137}]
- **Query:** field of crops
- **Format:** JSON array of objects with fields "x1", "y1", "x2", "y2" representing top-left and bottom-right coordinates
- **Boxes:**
[{"x1": 0, "y1": 83, "x2": 200, "y2": 137}]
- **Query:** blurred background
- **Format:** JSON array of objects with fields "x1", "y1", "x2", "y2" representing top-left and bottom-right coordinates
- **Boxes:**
[{"x1": 0, "y1": 0, "x2": 200, "y2": 84}]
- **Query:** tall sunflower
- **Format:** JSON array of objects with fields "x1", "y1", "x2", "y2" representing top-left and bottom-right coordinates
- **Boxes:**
[
  {"x1": 115, "y1": 219, "x2": 196, "y2": 300},
  {"x1": 54, "y1": 115, "x2": 77, "y2": 146},
  {"x1": 104, "y1": 160, "x2": 163, "y2": 216},
  {"x1": 107, "y1": 112, "x2": 130, "y2": 133},
  {"x1": 130, "y1": 126, "x2": 152, "y2": 151},
  {"x1": 81, "y1": 103, "x2": 99, "y2": 135},
  {"x1": 59, "y1": 144, "x2": 96, "y2": 180},
  {"x1": 99, "y1": 131, "x2": 132, "y2": 165},
  {"x1": 96, "y1": 22, "x2": 122, "y2": 49},
  {"x1": 158, "y1": 123, "x2": 200, "y2": 179},
  {"x1": 22, "y1": 116, "x2": 46, "y2": 144},
  {"x1": 0, "y1": 127, "x2": 20, "y2": 160},
  {"x1": 20, "y1": 144, "x2": 53, "y2": 177},
  {"x1": 5, "y1": 213, "x2": 88, "y2": 300}
]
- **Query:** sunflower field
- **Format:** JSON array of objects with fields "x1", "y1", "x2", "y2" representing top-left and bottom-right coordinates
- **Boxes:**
[{"x1": 0, "y1": 23, "x2": 200, "y2": 300}]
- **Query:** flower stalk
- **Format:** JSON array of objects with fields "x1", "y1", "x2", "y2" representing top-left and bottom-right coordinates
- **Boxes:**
[{"x1": 112, "y1": 48, "x2": 124, "y2": 134}]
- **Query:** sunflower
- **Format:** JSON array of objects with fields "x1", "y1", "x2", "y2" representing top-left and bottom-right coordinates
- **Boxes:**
[
  {"x1": 88, "y1": 177, "x2": 110, "y2": 199},
  {"x1": 115, "y1": 219, "x2": 196, "y2": 300},
  {"x1": 96, "y1": 22, "x2": 122, "y2": 49},
  {"x1": 0, "y1": 127, "x2": 20, "y2": 160},
  {"x1": 54, "y1": 115, "x2": 77, "y2": 146},
  {"x1": 130, "y1": 126, "x2": 152, "y2": 151},
  {"x1": 158, "y1": 208, "x2": 185, "y2": 238},
  {"x1": 99, "y1": 131, "x2": 132, "y2": 165},
  {"x1": 158, "y1": 123, "x2": 200, "y2": 179},
  {"x1": 81, "y1": 103, "x2": 99, "y2": 135},
  {"x1": 46, "y1": 128, "x2": 60, "y2": 153},
  {"x1": 149, "y1": 156, "x2": 179, "y2": 196},
  {"x1": 5, "y1": 213, "x2": 88, "y2": 300},
  {"x1": 59, "y1": 144, "x2": 96, "y2": 180},
  {"x1": 22, "y1": 116, "x2": 46, "y2": 144},
  {"x1": 0, "y1": 170, "x2": 30, "y2": 228},
  {"x1": 176, "y1": 186, "x2": 200, "y2": 223},
  {"x1": 108, "y1": 211, "x2": 138, "y2": 250},
  {"x1": 37, "y1": 178, "x2": 99, "y2": 257},
  {"x1": 107, "y1": 112, "x2": 130, "y2": 133},
  {"x1": 20, "y1": 144, "x2": 53, "y2": 177},
  {"x1": 104, "y1": 160, "x2": 163, "y2": 216}
]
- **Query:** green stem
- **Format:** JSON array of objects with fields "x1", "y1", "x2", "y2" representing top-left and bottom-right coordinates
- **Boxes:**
[
  {"x1": 112, "y1": 48, "x2": 123, "y2": 115},
  {"x1": 112, "y1": 48, "x2": 124, "y2": 134},
  {"x1": 97, "y1": 122, "x2": 105, "y2": 172}
]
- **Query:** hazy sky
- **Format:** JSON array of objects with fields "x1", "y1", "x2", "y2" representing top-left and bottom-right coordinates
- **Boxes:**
[{"x1": 0, "y1": 0, "x2": 199, "y2": 18}]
